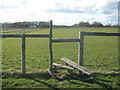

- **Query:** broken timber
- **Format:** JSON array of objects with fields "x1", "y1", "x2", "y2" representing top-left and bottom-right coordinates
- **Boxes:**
[
  {"x1": 60, "y1": 57, "x2": 92, "y2": 75},
  {"x1": 47, "y1": 68, "x2": 57, "y2": 79},
  {"x1": 53, "y1": 63, "x2": 74, "y2": 70}
]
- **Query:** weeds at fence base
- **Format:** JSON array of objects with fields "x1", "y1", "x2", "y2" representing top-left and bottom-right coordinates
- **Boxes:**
[{"x1": 2, "y1": 71, "x2": 119, "y2": 88}]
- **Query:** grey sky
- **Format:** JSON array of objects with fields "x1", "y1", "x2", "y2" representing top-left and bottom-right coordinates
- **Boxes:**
[{"x1": 0, "y1": 0, "x2": 119, "y2": 25}]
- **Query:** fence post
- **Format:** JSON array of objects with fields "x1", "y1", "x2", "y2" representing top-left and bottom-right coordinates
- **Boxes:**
[
  {"x1": 78, "y1": 31, "x2": 84, "y2": 66},
  {"x1": 49, "y1": 20, "x2": 53, "y2": 69},
  {"x1": 78, "y1": 32, "x2": 80, "y2": 65},
  {"x1": 21, "y1": 34, "x2": 26, "y2": 74}
]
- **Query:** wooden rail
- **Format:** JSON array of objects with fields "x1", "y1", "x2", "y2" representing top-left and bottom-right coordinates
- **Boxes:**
[
  {"x1": 1, "y1": 34, "x2": 50, "y2": 38},
  {"x1": 0, "y1": 34, "x2": 50, "y2": 74},
  {"x1": 78, "y1": 32, "x2": 120, "y2": 66},
  {"x1": 52, "y1": 38, "x2": 80, "y2": 42},
  {"x1": 83, "y1": 32, "x2": 120, "y2": 36},
  {"x1": 1, "y1": 34, "x2": 21, "y2": 38}
]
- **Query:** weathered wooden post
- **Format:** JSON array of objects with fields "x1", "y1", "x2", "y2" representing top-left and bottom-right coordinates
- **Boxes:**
[
  {"x1": 0, "y1": 23, "x2": 2, "y2": 90},
  {"x1": 21, "y1": 34, "x2": 26, "y2": 74},
  {"x1": 78, "y1": 31, "x2": 84, "y2": 66},
  {"x1": 49, "y1": 20, "x2": 53, "y2": 69}
]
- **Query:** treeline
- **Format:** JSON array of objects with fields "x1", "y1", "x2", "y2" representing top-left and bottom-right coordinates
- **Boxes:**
[
  {"x1": 72, "y1": 21, "x2": 118, "y2": 27},
  {"x1": 2, "y1": 21, "x2": 118, "y2": 28},
  {"x1": 2, "y1": 21, "x2": 50, "y2": 28}
]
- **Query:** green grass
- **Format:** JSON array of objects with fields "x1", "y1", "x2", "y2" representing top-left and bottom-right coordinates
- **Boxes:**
[{"x1": 2, "y1": 27, "x2": 119, "y2": 89}]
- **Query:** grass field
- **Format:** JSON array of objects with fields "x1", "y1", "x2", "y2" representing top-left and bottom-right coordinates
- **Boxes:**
[{"x1": 2, "y1": 27, "x2": 119, "y2": 88}]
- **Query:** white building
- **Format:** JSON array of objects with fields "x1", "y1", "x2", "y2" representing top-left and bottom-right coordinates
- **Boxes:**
[{"x1": 29, "y1": 25, "x2": 37, "y2": 28}]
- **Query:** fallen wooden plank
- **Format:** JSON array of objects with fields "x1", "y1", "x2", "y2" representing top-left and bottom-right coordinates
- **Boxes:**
[
  {"x1": 60, "y1": 57, "x2": 92, "y2": 75},
  {"x1": 53, "y1": 63, "x2": 74, "y2": 70}
]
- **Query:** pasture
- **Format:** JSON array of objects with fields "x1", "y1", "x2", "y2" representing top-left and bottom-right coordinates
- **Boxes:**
[{"x1": 2, "y1": 27, "x2": 119, "y2": 88}]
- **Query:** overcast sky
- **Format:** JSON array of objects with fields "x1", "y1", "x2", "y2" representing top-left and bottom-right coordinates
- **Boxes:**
[{"x1": 0, "y1": 0, "x2": 119, "y2": 25}]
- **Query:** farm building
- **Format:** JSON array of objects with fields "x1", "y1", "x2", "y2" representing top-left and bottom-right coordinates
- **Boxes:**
[{"x1": 29, "y1": 25, "x2": 37, "y2": 28}]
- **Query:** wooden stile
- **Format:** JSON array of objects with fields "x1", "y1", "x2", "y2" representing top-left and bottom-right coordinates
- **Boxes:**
[
  {"x1": 1, "y1": 20, "x2": 120, "y2": 76},
  {"x1": 60, "y1": 57, "x2": 92, "y2": 75}
]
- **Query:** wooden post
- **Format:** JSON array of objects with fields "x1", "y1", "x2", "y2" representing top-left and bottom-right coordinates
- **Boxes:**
[
  {"x1": 49, "y1": 20, "x2": 53, "y2": 69},
  {"x1": 21, "y1": 34, "x2": 26, "y2": 74},
  {"x1": 78, "y1": 32, "x2": 80, "y2": 65},
  {"x1": 78, "y1": 32, "x2": 84, "y2": 66}
]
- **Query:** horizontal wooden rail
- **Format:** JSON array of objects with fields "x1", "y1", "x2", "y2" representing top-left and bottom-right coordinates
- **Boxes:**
[
  {"x1": 0, "y1": 34, "x2": 50, "y2": 38},
  {"x1": 52, "y1": 38, "x2": 80, "y2": 43},
  {"x1": 1, "y1": 34, "x2": 21, "y2": 38},
  {"x1": 83, "y1": 32, "x2": 120, "y2": 36},
  {"x1": 26, "y1": 34, "x2": 50, "y2": 38}
]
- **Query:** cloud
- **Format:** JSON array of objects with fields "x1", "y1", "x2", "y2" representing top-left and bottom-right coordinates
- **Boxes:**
[
  {"x1": 46, "y1": 0, "x2": 118, "y2": 16},
  {"x1": 0, "y1": 0, "x2": 28, "y2": 10},
  {"x1": 0, "y1": 0, "x2": 119, "y2": 25},
  {"x1": 0, "y1": 2, "x2": 18, "y2": 9},
  {"x1": 103, "y1": 10, "x2": 113, "y2": 15},
  {"x1": 106, "y1": 14, "x2": 118, "y2": 24},
  {"x1": 47, "y1": 8, "x2": 85, "y2": 13},
  {"x1": 101, "y1": 2, "x2": 118, "y2": 25},
  {"x1": 102, "y1": 2, "x2": 118, "y2": 15},
  {"x1": 46, "y1": 0, "x2": 108, "y2": 15},
  {"x1": 46, "y1": 0, "x2": 118, "y2": 25},
  {"x1": 46, "y1": 1, "x2": 96, "y2": 14},
  {"x1": 21, "y1": 0, "x2": 28, "y2": 4}
]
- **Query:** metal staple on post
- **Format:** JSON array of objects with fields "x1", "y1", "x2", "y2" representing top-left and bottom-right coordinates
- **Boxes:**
[{"x1": 21, "y1": 34, "x2": 26, "y2": 74}]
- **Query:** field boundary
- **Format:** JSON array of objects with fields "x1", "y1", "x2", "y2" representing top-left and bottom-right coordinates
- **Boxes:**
[{"x1": 1, "y1": 20, "x2": 120, "y2": 75}]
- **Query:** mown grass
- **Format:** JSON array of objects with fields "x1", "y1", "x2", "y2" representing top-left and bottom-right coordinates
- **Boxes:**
[{"x1": 2, "y1": 27, "x2": 119, "y2": 89}]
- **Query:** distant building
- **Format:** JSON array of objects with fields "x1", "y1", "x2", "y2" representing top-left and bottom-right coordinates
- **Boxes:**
[{"x1": 29, "y1": 25, "x2": 37, "y2": 28}]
